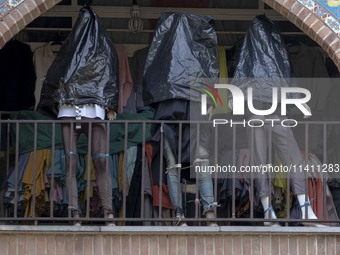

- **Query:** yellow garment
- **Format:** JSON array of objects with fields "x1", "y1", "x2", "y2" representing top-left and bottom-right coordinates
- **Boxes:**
[
  {"x1": 274, "y1": 158, "x2": 293, "y2": 218},
  {"x1": 22, "y1": 149, "x2": 49, "y2": 217},
  {"x1": 117, "y1": 207, "x2": 125, "y2": 226},
  {"x1": 212, "y1": 46, "x2": 231, "y2": 115},
  {"x1": 45, "y1": 150, "x2": 52, "y2": 170},
  {"x1": 83, "y1": 155, "x2": 97, "y2": 199}
]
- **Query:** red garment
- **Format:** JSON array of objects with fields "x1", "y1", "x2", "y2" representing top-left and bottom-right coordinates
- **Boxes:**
[
  {"x1": 152, "y1": 184, "x2": 174, "y2": 210},
  {"x1": 146, "y1": 142, "x2": 173, "y2": 209},
  {"x1": 308, "y1": 173, "x2": 330, "y2": 226},
  {"x1": 145, "y1": 143, "x2": 153, "y2": 170},
  {"x1": 114, "y1": 44, "x2": 133, "y2": 113}
]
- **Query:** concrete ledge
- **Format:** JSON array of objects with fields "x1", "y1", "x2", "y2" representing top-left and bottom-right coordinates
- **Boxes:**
[
  {"x1": 0, "y1": 225, "x2": 339, "y2": 255},
  {"x1": 0, "y1": 225, "x2": 339, "y2": 234}
]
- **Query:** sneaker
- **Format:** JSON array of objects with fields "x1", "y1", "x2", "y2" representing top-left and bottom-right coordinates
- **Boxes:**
[
  {"x1": 173, "y1": 212, "x2": 187, "y2": 226},
  {"x1": 105, "y1": 213, "x2": 116, "y2": 227},
  {"x1": 71, "y1": 210, "x2": 81, "y2": 226},
  {"x1": 205, "y1": 211, "x2": 218, "y2": 227}
]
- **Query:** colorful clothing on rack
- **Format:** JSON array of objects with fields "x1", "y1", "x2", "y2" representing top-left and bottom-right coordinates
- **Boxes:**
[{"x1": 22, "y1": 149, "x2": 50, "y2": 217}]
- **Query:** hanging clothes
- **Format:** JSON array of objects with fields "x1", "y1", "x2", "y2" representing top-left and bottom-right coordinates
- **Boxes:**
[
  {"x1": 127, "y1": 46, "x2": 152, "y2": 113},
  {"x1": 304, "y1": 153, "x2": 339, "y2": 226},
  {"x1": 22, "y1": 149, "x2": 50, "y2": 217},
  {"x1": 45, "y1": 149, "x2": 68, "y2": 214},
  {"x1": 3, "y1": 153, "x2": 30, "y2": 209},
  {"x1": 0, "y1": 40, "x2": 36, "y2": 111},
  {"x1": 109, "y1": 154, "x2": 122, "y2": 215},
  {"x1": 148, "y1": 141, "x2": 173, "y2": 210},
  {"x1": 289, "y1": 43, "x2": 330, "y2": 79},
  {"x1": 288, "y1": 43, "x2": 332, "y2": 157},
  {"x1": 212, "y1": 46, "x2": 231, "y2": 115},
  {"x1": 273, "y1": 158, "x2": 294, "y2": 219},
  {"x1": 126, "y1": 146, "x2": 137, "y2": 185},
  {"x1": 32, "y1": 42, "x2": 59, "y2": 109},
  {"x1": 126, "y1": 145, "x2": 144, "y2": 225},
  {"x1": 114, "y1": 44, "x2": 133, "y2": 113},
  {"x1": 218, "y1": 150, "x2": 250, "y2": 201},
  {"x1": 83, "y1": 155, "x2": 97, "y2": 199}
]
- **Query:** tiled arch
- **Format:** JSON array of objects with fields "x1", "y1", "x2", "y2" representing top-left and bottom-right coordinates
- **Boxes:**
[
  {"x1": 0, "y1": 0, "x2": 339, "y2": 70},
  {"x1": 263, "y1": 0, "x2": 340, "y2": 71},
  {"x1": 0, "y1": 0, "x2": 62, "y2": 47}
]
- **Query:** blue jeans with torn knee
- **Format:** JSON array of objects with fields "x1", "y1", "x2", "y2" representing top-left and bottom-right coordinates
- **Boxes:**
[{"x1": 164, "y1": 138, "x2": 215, "y2": 215}]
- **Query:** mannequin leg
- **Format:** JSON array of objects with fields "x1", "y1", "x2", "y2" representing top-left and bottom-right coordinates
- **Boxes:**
[
  {"x1": 272, "y1": 121, "x2": 326, "y2": 226},
  {"x1": 296, "y1": 194, "x2": 327, "y2": 227},
  {"x1": 90, "y1": 121, "x2": 114, "y2": 225},
  {"x1": 61, "y1": 118, "x2": 81, "y2": 225},
  {"x1": 260, "y1": 195, "x2": 280, "y2": 227},
  {"x1": 247, "y1": 116, "x2": 270, "y2": 197},
  {"x1": 163, "y1": 138, "x2": 186, "y2": 226},
  {"x1": 194, "y1": 145, "x2": 217, "y2": 226},
  {"x1": 247, "y1": 117, "x2": 276, "y2": 225},
  {"x1": 272, "y1": 121, "x2": 306, "y2": 196},
  {"x1": 296, "y1": 194, "x2": 317, "y2": 219}
]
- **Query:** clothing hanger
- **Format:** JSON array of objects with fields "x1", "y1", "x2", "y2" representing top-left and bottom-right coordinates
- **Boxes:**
[
  {"x1": 82, "y1": 0, "x2": 93, "y2": 7},
  {"x1": 51, "y1": 30, "x2": 63, "y2": 53},
  {"x1": 51, "y1": 31, "x2": 62, "y2": 45},
  {"x1": 287, "y1": 40, "x2": 303, "y2": 55}
]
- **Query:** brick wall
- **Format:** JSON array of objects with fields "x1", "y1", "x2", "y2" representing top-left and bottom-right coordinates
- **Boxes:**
[{"x1": 0, "y1": 226, "x2": 339, "y2": 255}]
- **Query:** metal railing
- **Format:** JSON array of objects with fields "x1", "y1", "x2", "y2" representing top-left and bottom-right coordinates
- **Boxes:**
[{"x1": 0, "y1": 113, "x2": 339, "y2": 227}]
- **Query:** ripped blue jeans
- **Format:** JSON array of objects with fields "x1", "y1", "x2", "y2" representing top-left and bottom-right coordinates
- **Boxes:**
[{"x1": 164, "y1": 138, "x2": 215, "y2": 215}]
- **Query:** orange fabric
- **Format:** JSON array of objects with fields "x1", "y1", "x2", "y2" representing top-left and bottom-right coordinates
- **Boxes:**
[
  {"x1": 152, "y1": 184, "x2": 174, "y2": 210},
  {"x1": 146, "y1": 142, "x2": 173, "y2": 209},
  {"x1": 308, "y1": 173, "x2": 330, "y2": 223},
  {"x1": 145, "y1": 143, "x2": 153, "y2": 177}
]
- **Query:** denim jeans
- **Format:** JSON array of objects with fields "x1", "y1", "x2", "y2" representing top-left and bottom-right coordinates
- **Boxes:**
[{"x1": 164, "y1": 138, "x2": 215, "y2": 215}]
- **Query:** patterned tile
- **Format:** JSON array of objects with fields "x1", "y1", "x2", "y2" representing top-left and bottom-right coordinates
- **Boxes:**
[
  {"x1": 298, "y1": 0, "x2": 340, "y2": 34},
  {"x1": 0, "y1": 0, "x2": 339, "y2": 38},
  {"x1": 298, "y1": 0, "x2": 315, "y2": 10},
  {"x1": 0, "y1": 0, "x2": 24, "y2": 20}
]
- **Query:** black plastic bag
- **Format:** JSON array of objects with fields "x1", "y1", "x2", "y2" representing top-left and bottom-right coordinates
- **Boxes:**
[
  {"x1": 231, "y1": 15, "x2": 299, "y2": 103},
  {"x1": 38, "y1": 6, "x2": 119, "y2": 117},
  {"x1": 143, "y1": 13, "x2": 219, "y2": 106}
]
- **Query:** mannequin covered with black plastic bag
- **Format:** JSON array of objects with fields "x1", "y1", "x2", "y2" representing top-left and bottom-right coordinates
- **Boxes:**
[
  {"x1": 230, "y1": 15, "x2": 324, "y2": 227},
  {"x1": 38, "y1": 6, "x2": 118, "y2": 226},
  {"x1": 143, "y1": 12, "x2": 219, "y2": 226}
]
